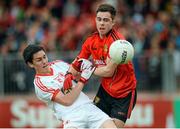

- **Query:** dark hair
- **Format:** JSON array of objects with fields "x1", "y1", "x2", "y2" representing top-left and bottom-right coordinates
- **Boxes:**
[
  {"x1": 96, "y1": 4, "x2": 116, "y2": 19},
  {"x1": 23, "y1": 44, "x2": 45, "y2": 64}
]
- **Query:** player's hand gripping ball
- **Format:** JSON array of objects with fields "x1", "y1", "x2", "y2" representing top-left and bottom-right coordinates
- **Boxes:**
[{"x1": 109, "y1": 40, "x2": 134, "y2": 64}]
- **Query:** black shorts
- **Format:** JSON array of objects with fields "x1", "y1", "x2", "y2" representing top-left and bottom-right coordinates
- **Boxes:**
[{"x1": 93, "y1": 85, "x2": 137, "y2": 123}]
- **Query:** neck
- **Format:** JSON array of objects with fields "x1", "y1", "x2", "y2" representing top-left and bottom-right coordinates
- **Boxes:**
[
  {"x1": 36, "y1": 67, "x2": 52, "y2": 75},
  {"x1": 99, "y1": 29, "x2": 113, "y2": 39},
  {"x1": 99, "y1": 34, "x2": 105, "y2": 39}
]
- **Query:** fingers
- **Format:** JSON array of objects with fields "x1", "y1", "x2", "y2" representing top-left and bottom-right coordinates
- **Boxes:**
[
  {"x1": 78, "y1": 59, "x2": 93, "y2": 71},
  {"x1": 79, "y1": 65, "x2": 96, "y2": 84},
  {"x1": 71, "y1": 57, "x2": 82, "y2": 72},
  {"x1": 72, "y1": 58, "x2": 94, "y2": 72}
]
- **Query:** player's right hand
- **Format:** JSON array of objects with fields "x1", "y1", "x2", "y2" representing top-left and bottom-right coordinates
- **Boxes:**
[
  {"x1": 79, "y1": 59, "x2": 93, "y2": 71},
  {"x1": 71, "y1": 57, "x2": 82, "y2": 72},
  {"x1": 79, "y1": 66, "x2": 96, "y2": 84},
  {"x1": 72, "y1": 58, "x2": 93, "y2": 72}
]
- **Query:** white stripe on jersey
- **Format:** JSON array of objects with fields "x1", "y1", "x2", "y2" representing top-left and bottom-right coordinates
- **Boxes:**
[{"x1": 35, "y1": 76, "x2": 55, "y2": 93}]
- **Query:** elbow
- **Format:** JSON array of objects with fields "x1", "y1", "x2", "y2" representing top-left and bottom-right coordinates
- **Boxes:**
[
  {"x1": 63, "y1": 103, "x2": 72, "y2": 106},
  {"x1": 61, "y1": 100, "x2": 74, "y2": 106},
  {"x1": 55, "y1": 98, "x2": 74, "y2": 106},
  {"x1": 105, "y1": 69, "x2": 115, "y2": 77},
  {"x1": 107, "y1": 71, "x2": 114, "y2": 77}
]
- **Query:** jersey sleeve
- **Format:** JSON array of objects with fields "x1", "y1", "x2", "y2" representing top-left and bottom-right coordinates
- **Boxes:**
[
  {"x1": 53, "y1": 60, "x2": 70, "y2": 71},
  {"x1": 34, "y1": 77, "x2": 61, "y2": 102},
  {"x1": 111, "y1": 29, "x2": 125, "y2": 41},
  {"x1": 49, "y1": 60, "x2": 70, "y2": 74},
  {"x1": 77, "y1": 37, "x2": 92, "y2": 59}
]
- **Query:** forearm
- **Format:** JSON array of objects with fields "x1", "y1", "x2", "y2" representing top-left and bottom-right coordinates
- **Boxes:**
[
  {"x1": 68, "y1": 65, "x2": 79, "y2": 76},
  {"x1": 54, "y1": 81, "x2": 84, "y2": 106},
  {"x1": 94, "y1": 66, "x2": 114, "y2": 77},
  {"x1": 94, "y1": 60, "x2": 118, "y2": 77}
]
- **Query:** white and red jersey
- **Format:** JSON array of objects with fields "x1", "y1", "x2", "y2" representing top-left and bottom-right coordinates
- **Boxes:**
[{"x1": 33, "y1": 60, "x2": 91, "y2": 120}]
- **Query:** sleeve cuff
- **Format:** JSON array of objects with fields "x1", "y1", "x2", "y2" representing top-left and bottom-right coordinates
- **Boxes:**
[{"x1": 71, "y1": 63, "x2": 81, "y2": 72}]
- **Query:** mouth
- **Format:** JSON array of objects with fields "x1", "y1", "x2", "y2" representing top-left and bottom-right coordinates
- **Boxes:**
[
  {"x1": 43, "y1": 64, "x2": 48, "y2": 68},
  {"x1": 99, "y1": 27, "x2": 105, "y2": 31}
]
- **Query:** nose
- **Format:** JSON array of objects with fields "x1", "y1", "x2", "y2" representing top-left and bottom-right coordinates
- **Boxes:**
[
  {"x1": 100, "y1": 20, "x2": 104, "y2": 25},
  {"x1": 42, "y1": 58, "x2": 47, "y2": 64}
]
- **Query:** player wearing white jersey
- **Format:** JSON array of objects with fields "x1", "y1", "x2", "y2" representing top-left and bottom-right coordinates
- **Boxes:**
[{"x1": 23, "y1": 44, "x2": 117, "y2": 128}]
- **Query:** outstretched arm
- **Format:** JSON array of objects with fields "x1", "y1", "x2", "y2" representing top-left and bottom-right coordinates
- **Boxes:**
[
  {"x1": 94, "y1": 57, "x2": 118, "y2": 77},
  {"x1": 53, "y1": 65, "x2": 95, "y2": 106},
  {"x1": 53, "y1": 81, "x2": 84, "y2": 106}
]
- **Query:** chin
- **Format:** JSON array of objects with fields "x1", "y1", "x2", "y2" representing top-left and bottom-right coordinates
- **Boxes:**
[
  {"x1": 43, "y1": 65, "x2": 49, "y2": 68},
  {"x1": 100, "y1": 33, "x2": 107, "y2": 37},
  {"x1": 100, "y1": 30, "x2": 108, "y2": 35}
]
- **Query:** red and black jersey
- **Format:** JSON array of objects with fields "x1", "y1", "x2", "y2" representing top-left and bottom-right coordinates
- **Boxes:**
[{"x1": 77, "y1": 29, "x2": 137, "y2": 98}]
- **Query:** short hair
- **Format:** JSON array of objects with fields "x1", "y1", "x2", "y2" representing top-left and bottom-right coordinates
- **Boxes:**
[
  {"x1": 96, "y1": 4, "x2": 116, "y2": 20},
  {"x1": 23, "y1": 44, "x2": 45, "y2": 64}
]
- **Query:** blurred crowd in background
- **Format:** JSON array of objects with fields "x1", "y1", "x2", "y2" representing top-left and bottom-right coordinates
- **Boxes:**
[{"x1": 0, "y1": 0, "x2": 180, "y2": 94}]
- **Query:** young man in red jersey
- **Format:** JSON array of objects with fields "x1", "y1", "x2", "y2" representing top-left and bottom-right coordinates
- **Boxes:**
[{"x1": 68, "y1": 3, "x2": 137, "y2": 128}]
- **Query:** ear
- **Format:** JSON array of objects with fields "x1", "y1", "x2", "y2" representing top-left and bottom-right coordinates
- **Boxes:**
[
  {"x1": 27, "y1": 62, "x2": 34, "y2": 68},
  {"x1": 112, "y1": 19, "x2": 115, "y2": 26}
]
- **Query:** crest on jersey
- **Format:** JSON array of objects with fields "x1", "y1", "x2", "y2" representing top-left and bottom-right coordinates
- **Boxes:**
[
  {"x1": 103, "y1": 44, "x2": 108, "y2": 53},
  {"x1": 94, "y1": 96, "x2": 100, "y2": 104}
]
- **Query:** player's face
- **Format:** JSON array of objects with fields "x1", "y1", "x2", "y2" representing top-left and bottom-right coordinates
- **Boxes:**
[
  {"x1": 96, "y1": 12, "x2": 114, "y2": 38},
  {"x1": 29, "y1": 50, "x2": 50, "y2": 74}
]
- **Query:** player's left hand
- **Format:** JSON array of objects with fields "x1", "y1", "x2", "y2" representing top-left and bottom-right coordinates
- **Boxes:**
[{"x1": 63, "y1": 72, "x2": 74, "y2": 91}]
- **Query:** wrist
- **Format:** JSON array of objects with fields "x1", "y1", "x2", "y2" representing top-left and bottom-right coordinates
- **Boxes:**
[
  {"x1": 79, "y1": 77, "x2": 87, "y2": 84},
  {"x1": 71, "y1": 63, "x2": 81, "y2": 72},
  {"x1": 71, "y1": 57, "x2": 81, "y2": 72},
  {"x1": 66, "y1": 71, "x2": 72, "y2": 75},
  {"x1": 77, "y1": 81, "x2": 85, "y2": 87}
]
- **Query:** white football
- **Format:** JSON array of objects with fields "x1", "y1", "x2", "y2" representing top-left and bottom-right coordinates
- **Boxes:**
[{"x1": 109, "y1": 40, "x2": 134, "y2": 64}]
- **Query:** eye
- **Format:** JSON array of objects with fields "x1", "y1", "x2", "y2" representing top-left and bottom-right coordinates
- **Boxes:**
[
  {"x1": 34, "y1": 59, "x2": 41, "y2": 62},
  {"x1": 103, "y1": 18, "x2": 111, "y2": 22},
  {"x1": 96, "y1": 17, "x2": 101, "y2": 21},
  {"x1": 43, "y1": 55, "x2": 46, "y2": 59}
]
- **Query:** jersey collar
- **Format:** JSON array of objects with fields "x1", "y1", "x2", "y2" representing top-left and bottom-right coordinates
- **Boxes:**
[{"x1": 35, "y1": 68, "x2": 54, "y2": 76}]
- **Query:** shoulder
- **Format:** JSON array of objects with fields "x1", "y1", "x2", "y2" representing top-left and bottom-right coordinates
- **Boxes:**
[
  {"x1": 84, "y1": 31, "x2": 99, "y2": 42},
  {"x1": 81, "y1": 32, "x2": 99, "y2": 49},
  {"x1": 49, "y1": 60, "x2": 70, "y2": 73},
  {"x1": 34, "y1": 76, "x2": 49, "y2": 85},
  {"x1": 34, "y1": 76, "x2": 59, "y2": 92},
  {"x1": 87, "y1": 31, "x2": 99, "y2": 38},
  {"x1": 34, "y1": 76, "x2": 49, "y2": 90},
  {"x1": 49, "y1": 60, "x2": 69, "y2": 67},
  {"x1": 111, "y1": 29, "x2": 125, "y2": 40}
]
